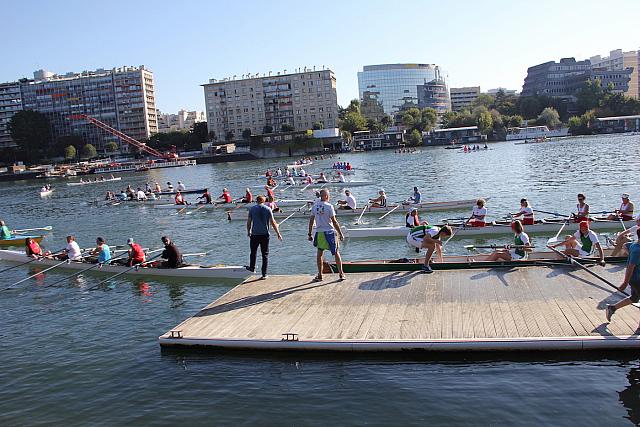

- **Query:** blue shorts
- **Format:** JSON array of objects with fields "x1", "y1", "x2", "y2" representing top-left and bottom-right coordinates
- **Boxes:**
[{"x1": 314, "y1": 230, "x2": 337, "y2": 255}]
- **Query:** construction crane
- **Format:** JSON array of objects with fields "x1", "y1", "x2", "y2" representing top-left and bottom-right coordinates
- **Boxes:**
[{"x1": 70, "y1": 114, "x2": 178, "y2": 159}]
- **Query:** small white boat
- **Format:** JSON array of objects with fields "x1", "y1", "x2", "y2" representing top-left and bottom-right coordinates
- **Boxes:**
[
  {"x1": 286, "y1": 161, "x2": 313, "y2": 169},
  {"x1": 0, "y1": 250, "x2": 251, "y2": 280},
  {"x1": 506, "y1": 126, "x2": 569, "y2": 141},
  {"x1": 67, "y1": 177, "x2": 122, "y2": 186},
  {"x1": 261, "y1": 180, "x2": 373, "y2": 189},
  {"x1": 39, "y1": 189, "x2": 53, "y2": 197}
]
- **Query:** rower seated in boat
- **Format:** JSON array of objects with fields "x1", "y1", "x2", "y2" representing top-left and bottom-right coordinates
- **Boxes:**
[
  {"x1": 337, "y1": 190, "x2": 356, "y2": 210},
  {"x1": 166, "y1": 182, "x2": 174, "y2": 192},
  {"x1": 336, "y1": 171, "x2": 346, "y2": 183},
  {"x1": 177, "y1": 181, "x2": 186, "y2": 192},
  {"x1": 405, "y1": 208, "x2": 428, "y2": 227},
  {"x1": 406, "y1": 186, "x2": 421, "y2": 204},
  {"x1": 317, "y1": 172, "x2": 328, "y2": 184},
  {"x1": 265, "y1": 195, "x2": 281, "y2": 213},
  {"x1": 113, "y1": 238, "x2": 146, "y2": 267},
  {"x1": 105, "y1": 191, "x2": 114, "y2": 201},
  {"x1": 117, "y1": 190, "x2": 128, "y2": 201},
  {"x1": 510, "y1": 198, "x2": 534, "y2": 225},
  {"x1": 158, "y1": 236, "x2": 184, "y2": 268},
  {"x1": 550, "y1": 220, "x2": 605, "y2": 265},
  {"x1": 56, "y1": 235, "x2": 83, "y2": 261},
  {"x1": 242, "y1": 188, "x2": 253, "y2": 204},
  {"x1": 287, "y1": 176, "x2": 296, "y2": 186},
  {"x1": 369, "y1": 189, "x2": 387, "y2": 208},
  {"x1": 86, "y1": 237, "x2": 112, "y2": 264},
  {"x1": 406, "y1": 224, "x2": 452, "y2": 274},
  {"x1": 174, "y1": 191, "x2": 188, "y2": 205},
  {"x1": 154, "y1": 182, "x2": 162, "y2": 193},
  {"x1": 468, "y1": 198, "x2": 487, "y2": 227},
  {"x1": 265, "y1": 185, "x2": 275, "y2": 201},
  {"x1": 197, "y1": 189, "x2": 213, "y2": 204},
  {"x1": 612, "y1": 215, "x2": 640, "y2": 256},
  {"x1": 136, "y1": 188, "x2": 147, "y2": 201},
  {"x1": 304, "y1": 175, "x2": 313, "y2": 184},
  {"x1": 0, "y1": 220, "x2": 13, "y2": 240},
  {"x1": 25, "y1": 237, "x2": 43, "y2": 259},
  {"x1": 486, "y1": 220, "x2": 533, "y2": 261},
  {"x1": 216, "y1": 188, "x2": 233, "y2": 204},
  {"x1": 608, "y1": 193, "x2": 634, "y2": 221},
  {"x1": 572, "y1": 193, "x2": 590, "y2": 222},
  {"x1": 267, "y1": 177, "x2": 277, "y2": 187}
]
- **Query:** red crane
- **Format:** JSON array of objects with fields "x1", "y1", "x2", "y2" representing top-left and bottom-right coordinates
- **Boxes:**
[{"x1": 70, "y1": 114, "x2": 178, "y2": 159}]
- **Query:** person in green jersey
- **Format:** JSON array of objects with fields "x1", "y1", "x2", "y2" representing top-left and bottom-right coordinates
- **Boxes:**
[
  {"x1": 486, "y1": 220, "x2": 532, "y2": 261},
  {"x1": 0, "y1": 220, "x2": 12, "y2": 240},
  {"x1": 550, "y1": 220, "x2": 606, "y2": 265},
  {"x1": 406, "y1": 224, "x2": 452, "y2": 274}
]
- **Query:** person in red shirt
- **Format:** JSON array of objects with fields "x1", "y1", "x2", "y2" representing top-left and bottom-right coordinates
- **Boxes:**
[
  {"x1": 242, "y1": 188, "x2": 253, "y2": 204},
  {"x1": 119, "y1": 238, "x2": 146, "y2": 267},
  {"x1": 265, "y1": 185, "x2": 275, "y2": 201},
  {"x1": 174, "y1": 191, "x2": 188, "y2": 205},
  {"x1": 217, "y1": 188, "x2": 232, "y2": 204},
  {"x1": 25, "y1": 237, "x2": 43, "y2": 258}
]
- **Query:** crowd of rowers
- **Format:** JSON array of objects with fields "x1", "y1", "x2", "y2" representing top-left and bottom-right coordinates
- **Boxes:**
[
  {"x1": 105, "y1": 181, "x2": 188, "y2": 202},
  {"x1": 19, "y1": 234, "x2": 185, "y2": 269}
]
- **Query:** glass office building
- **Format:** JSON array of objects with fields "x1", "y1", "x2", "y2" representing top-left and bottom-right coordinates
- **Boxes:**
[{"x1": 358, "y1": 63, "x2": 448, "y2": 118}]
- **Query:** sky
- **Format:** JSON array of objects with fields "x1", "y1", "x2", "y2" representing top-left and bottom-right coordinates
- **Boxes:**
[{"x1": 2, "y1": 0, "x2": 638, "y2": 113}]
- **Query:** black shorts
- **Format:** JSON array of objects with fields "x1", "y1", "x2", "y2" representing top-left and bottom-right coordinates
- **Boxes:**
[{"x1": 630, "y1": 281, "x2": 640, "y2": 303}]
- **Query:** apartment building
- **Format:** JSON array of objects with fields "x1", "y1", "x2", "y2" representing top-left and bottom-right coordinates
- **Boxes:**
[
  {"x1": 590, "y1": 49, "x2": 639, "y2": 99},
  {"x1": 157, "y1": 109, "x2": 206, "y2": 133},
  {"x1": 450, "y1": 87, "x2": 480, "y2": 111},
  {"x1": 0, "y1": 82, "x2": 23, "y2": 148},
  {"x1": 203, "y1": 69, "x2": 339, "y2": 141}
]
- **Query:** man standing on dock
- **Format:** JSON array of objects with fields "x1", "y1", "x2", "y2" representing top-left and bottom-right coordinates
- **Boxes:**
[
  {"x1": 606, "y1": 229, "x2": 640, "y2": 324},
  {"x1": 246, "y1": 195, "x2": 282, "y2": 280},
  {"x1": 308, "y1": 189, "x2": 345, "y2": 281}
]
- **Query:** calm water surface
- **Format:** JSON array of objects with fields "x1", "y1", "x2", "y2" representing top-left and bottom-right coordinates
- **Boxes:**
[{"x1": 1, "y1": 134, "x2": 640, "y2": 425}]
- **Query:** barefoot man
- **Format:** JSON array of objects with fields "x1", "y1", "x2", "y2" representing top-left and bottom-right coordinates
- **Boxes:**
[{"x1": 308, "y1": 189, "x2": 345, "y2": 282}]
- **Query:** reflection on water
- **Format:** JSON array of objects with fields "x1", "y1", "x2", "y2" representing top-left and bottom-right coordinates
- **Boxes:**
[{"x1": 621, "y1": 365, "x2": 640, "y2": 425}]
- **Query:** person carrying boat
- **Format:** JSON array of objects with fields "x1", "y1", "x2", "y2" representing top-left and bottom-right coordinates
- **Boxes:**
[
  {"x1": 468, "y1": 198, "x2": 487, "y2": 227},
  {"x1": 159, "y1": 236, "x2": 183, "y2": 268},
  {"x1": 337, "y1": 189, "x2": 356, "y2": 210},
  {"x1": 407, "y1": 187, "x2": 421, "y2": 204},
  {"x1": 510, "y1": 198, "x2": 534, "y2": 225},
  {"x1": 406, "y1": 224, "x2": 452, "y2": 274},
  {"x1": 216, "y1": 188, "x2": 233, "y2": 204},
  {"x1": 405, "y1": 208, "x2": 428, "y2": 227},
  {"x1": 369, "y1": 189, "x2": 387, "y2": 208},
  {"x1": 174, "y1": 191, "x2": 188, "y2": 205},
  {"x1": 246, "y1": 195, "x2": 283, "y2": 280},
  {"x1": 611, "y1": 215, "x2": 640, "y2": 257},
  {"x1": 177, "y1": 181, "x2": 186, "y2": 192},
  {"x1": 572, "y1": 193, "x2": 590, "y2": 222},
  {"x1": 605, "y1": 228, "x2": 640, "y2": 324},
  {"x1": 88, "y1": 237, "x2": 111, "y2": 264},
  {"x1": 196, "y1": 188, "x2": 213, "y2": 204},
  {"x1": 136, "y1": 187, "x2": 147, "y2": 201},
  {"x1": 0, "y1": 220, "x2": 13, "y2": 240},
  {"x1": 56, "y1": 235, "x2": 82, "y2": 261},
  {"x1": 486, "y1": 220, "x2": 532, "y2": 261},
  {"x1": 242, "y1": 188, "x2": 253, "y2": 204},
  {"x1": 24, "y1": 237, "x2": 43, "y2": 259},
  {"x1": 308, "y1": 189, "x2": 346, "y2": 281},
  {"x1": 550, "y1": 220, "x2": 605, "y2": 265},
  {"x1": 608, "y1": 193, "x2": 635, "y2": 221}
]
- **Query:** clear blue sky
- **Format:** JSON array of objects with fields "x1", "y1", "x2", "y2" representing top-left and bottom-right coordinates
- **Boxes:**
[{"x1": 2, "y1": 0, "x2": 638, "y2": 112}]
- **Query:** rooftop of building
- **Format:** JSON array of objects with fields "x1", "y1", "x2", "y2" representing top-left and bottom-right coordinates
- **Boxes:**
[
  {"x1": 21, "y1": 66, "x2": 151, "y2": 84},
  {"x1": 361, "y1": 63, "x2": 440, "y2": 72},
  {"x1": 203, "y1": 67, "x2": 334, "y2": 86}
]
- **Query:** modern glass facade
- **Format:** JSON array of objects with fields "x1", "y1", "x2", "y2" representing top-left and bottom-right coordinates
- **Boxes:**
[{"x1": 357, "y1": 64, "x2": 448, "y2": 118}]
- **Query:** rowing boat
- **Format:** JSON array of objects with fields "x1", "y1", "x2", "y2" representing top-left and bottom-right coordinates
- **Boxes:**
[
  {"x1": 67, "y1": 177, "x2": 122, "y2": 186},
  {"x1": 39, "y1": 189, "x2": 53, "y2": 197},
  {"x1": 0, "y1": 250, "x2": 251, "y2": 280},
  {"x1": 156, "y1": 188, "x2": 207, "y2": 196},
  {"x1": 258, "y1": 180, "x2": 373, "y2": 189},
  {"x1": 344, "y1": 217, "x2": 633, "y2": 239},
  {"x1": 154, "y1": 199, "x2": 314, "y2": 211},
  {"x1": 324, "y1": 249, "x2": 625, "y2": 273},
  {"x1": 286, "y1": 162, "x2": 313, "y2": 169},
  {"x1": 0, "y1": 235, "x2": 44, "y2": 247}
]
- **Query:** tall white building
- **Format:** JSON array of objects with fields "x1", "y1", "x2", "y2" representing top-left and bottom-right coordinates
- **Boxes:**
[
  {"x1": 157, "y1": 109, "x2": 206, "y2": 133},
  {"x1": 203, "y1": 68, "x2": 339, "y2": 141},
  {"x1": 590, "y1": 49, "x2": 639, "y2": 99},
  {"x1": 450, "y1": 87, "x2": 480, "y2": 111}
]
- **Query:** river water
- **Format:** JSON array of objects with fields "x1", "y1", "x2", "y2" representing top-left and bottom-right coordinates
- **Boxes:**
[{"x1": 1, "y1": 134, "x2": 639, "y2": 425}]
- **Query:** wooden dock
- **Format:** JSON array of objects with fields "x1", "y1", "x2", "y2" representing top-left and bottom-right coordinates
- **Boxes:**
[{"x1": 159, "y1": 265, "x2": 640, "y2": 352}]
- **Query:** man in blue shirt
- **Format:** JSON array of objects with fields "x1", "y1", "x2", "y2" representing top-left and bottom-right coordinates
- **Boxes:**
[
  {"x1": 606, "y1": 229, "x2": 640, "y2": 323},
  {"x1": 89, "y1": 237, "x2": 112, "y2": 264},
  {"x1": 246, "y1": 195, "x2": 282, "y2": 279}
]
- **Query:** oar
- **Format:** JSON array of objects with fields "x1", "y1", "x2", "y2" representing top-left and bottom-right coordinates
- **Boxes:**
[
  {"x1": 182, "y1": 251, "x2": 209, "y2": 257},
  {"x1": 174, "y1": 204, "x2": 191, "y2": 215},
  {"x1": 86, "y1": 252, "x2": 164, "y2": 290},
  {"x1": 533, "y1": 209, "x2": 570, "y2": 218},
  {"x1": 443, "y1": 214, "x2": 474, "y2": 247},
  {"x1": 278, "y1": 203, "x2": 310, "y2": 227},
  {"x1": 3, "y1": 258, "x2": 71, "y2": 291},
  {"x1": 354, "y1": 203, "x2": 369, "y2": 225},
  {"x1": 378, "y1": 204, "x2": 401, "y2": 220},
  {"x1": 546, "y1": 245, "x2": 632, "y2": 299},
  {"x1": 0, "y1": 250, "x2": 63, "y2": 274},
  {"x1": 40, "y1": 249, "x2": 132, "y2": 288},
  {"x1": 464, "y1": 244, "x2": 535, "y2": 250},
  {"x1": 186, "y1": 203, "x2": 209, "y2": 215},
  {"x1": 547, "y1": 217, "x2": 570, "y2": 245},
  {"x1": 299, "y1": 182, "x2": 312, "y2": 193},
  {"x1": 13, "y1": 226, "x2": 53, "y2": 234}
]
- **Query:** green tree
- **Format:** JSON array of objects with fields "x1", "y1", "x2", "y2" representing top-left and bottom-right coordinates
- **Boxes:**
[
  {"x1": 81, "y1": 143, "x2": 97, "y2": 159},
  {"x1": 366, "y1": 118, "x2": 385, "y2": 134},
  {"x1": 476, "y1": 110, "x2": 493, "y2": 135},
  {"x1": 312, "y1": 121, "x2": 324, "y2": 130},
  {"x1": 242, "y1": 128, "x2": 252, "y2": 139},
  {"x1": 64, "y1": 145, "x2": 77, "y2": 161},
  {"x1": 537, "y1": 107, "x2": 561, "y2": 128},
  {"x1": 407, "y1": 129, "x2": 423, "y2": 146},
  {"x1": 8, "y1": 110, "x2": 51, "y2": 162},
  {"x1": 192, "y1": 122, "x2": 209, "y2": 143},
  {"x1": 339, "y1": 99, "x2": 361, "y2": 120},
  {"x1": 281, "y1": 123, "x2": 294, "y2": 132},
  {"x1": 380, "y1": 114, "x2": 393, "y2": 128},
  {"x1": 340, "y1": 111, "x2": 368, "y2": 133},
  {"x1": 105, "y1": 141, "x2": 119, "y2": 153},
  {"x1": 473, "y1": 93, "x2": 496, "y2": 109},
  {"x1": 420, "y1": 108, "x2": 438, "y2": 132},
  {"x1": 509, "y1": 115, "x2": 524, "y2": 127}
]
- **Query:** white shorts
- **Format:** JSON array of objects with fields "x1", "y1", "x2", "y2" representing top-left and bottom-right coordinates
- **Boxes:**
[
  {"x1": 574, "y1": 243, "x2": 592, "y2": 257},
  {"x1": 509, "y1": 249, "x2": 527, "y2": 260},
  {"x1": 406, "y1": 234, "x2": 423, "y2": 249}
]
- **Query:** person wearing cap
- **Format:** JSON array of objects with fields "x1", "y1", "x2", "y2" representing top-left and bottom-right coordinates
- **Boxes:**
[
  {"x1": 159, "y1": 236, "x2": 183, "y2": 268},
  {"x1": 88, "y1": 237, "x2": 111, "y2": 264},
  {"x1": 166, "y1": 182, "x2": 174, "y2": 192},
  {"x1": 337, "y1": 189, "x2": 356, "y2": 210},
  {"x1": 608, "y1": 194, "x2": 634, "y2": 221},
  {"x1": 486, "y1": 220, "x2": 533, "y2": 261},
  {"x1": 550, "y1": 220, "x2": 605, "y2": 265},
  {"x1": 605, "y1": 228, "x2": 640, "y2": 324},
  {"x1": 510, "y1": 198, "x2": 535, "y2": 225},
  {"x1": 369, "y1": 189, "x2": 387, "y2": 208},
  {"x1": 405, "y1": 208, "x2": 428, "y2": 228},
  {"x1": 468, "y1": 199, "x2": 488, "y2": 227},
  {"x1": 612, "y1": 215, "x2": 640, "y2": 257},
  {"x1": 115, "y1": 238, "x2": 146, "y2": 267},
  {"x1": 572, "y1": 193, "x2": 590, "y2": 222}
]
